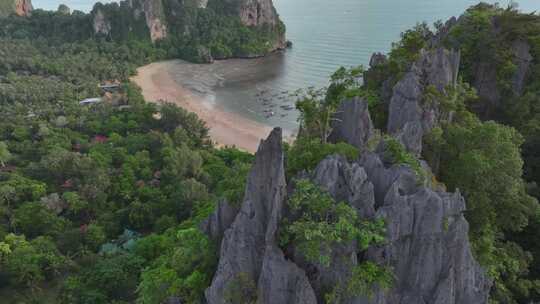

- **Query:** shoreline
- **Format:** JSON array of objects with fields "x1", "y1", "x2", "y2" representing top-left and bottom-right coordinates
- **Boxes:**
[{"x1": 130, "y1": 60, "x2": 288, "y2": 153}]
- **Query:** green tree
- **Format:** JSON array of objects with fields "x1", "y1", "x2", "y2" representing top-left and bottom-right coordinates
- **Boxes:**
[
  {"x1": 13, "y1": 202, "x2": 67, "y2": 238},
  {"x1": 441, "y1": 120, "x2": 536, "y2": 241},
  {"x1": 285, "y1": 137, "x2": 359, "y2": 177},
  {"x1": 136, "y1": 228, "x2": 217, "y2": 304},
  {"x1": 437, "y1": 119, "x2": 538, "y2": 302},
  {"x1": 280, "y1": 180, "x2": 391, "y2": 301},
  {"x1": 0, "y1": 234, "x2": 70, "y2": 289},
  {"x1": 281, "y1": 179, "x2": 386, "y2": 266},
  {"x1": 0, "y1": 142, "x2": 11, "y2": 168},
  {"x1": 224, "y1": 272, "x2": 257, "y2": 304},
  {"x1": 326, "y1": 261, "x2": 393, "y2": 303},
  {"x1": 61, "y1": 253, "x2": 145, "y2": 303}
]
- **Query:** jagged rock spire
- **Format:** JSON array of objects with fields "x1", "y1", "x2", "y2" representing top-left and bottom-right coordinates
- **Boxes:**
[
  {"x1": 200, "y1": 198, "x2": 238, "y2": 245},
  {"x1": 386, "y1": 47, "x2": 460, "y2": 156},
  {"x1": 328, "y1": 97, "x2": 374, "y2": 150},
  {"x1": 359, "y1": 152, "x2": 491, "y2": 303},
  {"x1": 205, "y1": 128, "x2": 316, "y2": 304},
  {"x1": 314, "y1": 81, "x2": 491, "y2": 303}
]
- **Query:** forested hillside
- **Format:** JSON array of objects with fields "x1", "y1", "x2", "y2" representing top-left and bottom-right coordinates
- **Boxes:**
[
  {"x1": 1, "y1": 2, "x2": 540, "y2": 304},
  {"x1": 0, "y1": 7, "x2": 254, "y2": 302},
  {"x1": 0, "y1": 0, "x2": 286, "y2": 63}
]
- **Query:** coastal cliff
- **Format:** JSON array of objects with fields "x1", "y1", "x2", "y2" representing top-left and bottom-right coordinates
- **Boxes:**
[
  {"x1": 1, "y1": 0, "x2": 285, "y2": 62},
  {"x1": 2, "y1": 2, "x2": 539, "y2": 303},
  {"x1": 203, "y1": 37, "x2": 492, "y2": 301},
  {"x1": 0, "y1": 0, "x2": 32, "y2": 17},
  {"x1": 91, "y1": 0, "x2": 286, "y2": 61},
  {"x1": 204, "y1": 122, "x2": 490, "y2": 303},
  {"x1": 201, "y1": 6, "x2": 540, "y2": 302}
]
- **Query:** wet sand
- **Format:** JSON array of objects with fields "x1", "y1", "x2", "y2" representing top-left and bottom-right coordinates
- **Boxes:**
[{"x1": 131, "y1": 61, "x2": 279, "y2": 153}]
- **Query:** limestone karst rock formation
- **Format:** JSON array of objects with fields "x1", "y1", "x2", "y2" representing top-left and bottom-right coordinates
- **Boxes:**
[
  {"x1": 92, "y1": 0, "x2": 166, "y2": 41},
  {"x1": 226, "y1": 0, "x2": 279, "y2": 27},
  {"x1": 511, "y1": 39, "x2": 533, "y2": 96},
  {"x1": 0, "y1": 0, "x2": 32, "y2": 17},
  {"x1": 221, "y1": 0, "x2": 286, "y2": 51},
  {"x1": 13, "y1": 0, "x2": 30, "y2": 16},
  {"x1": 91, "y1": 0, "x2": 286, "y2": 51},
  {"x1": 139, "y1": 0, "x2": 167, "y2": 42},
  {"x1": 359, "y1": 150, "x2": 491, "y2": 304},
  {"x1": 200, "y1": 198, "x2": 238, "y2": 245},
  {"x1": 201, "y1": 8, "x2": 496, "y2": 303},
  {"x1": 328, "y1": 97, "x2": 375, "y2": 151},
  {"x1": 387, "y1": 47, "x2": 460, "y2": 155},
  {"x1": 92, "y1": 8, "x2": 111, "y2": 36},
  {"x1": 203, "y1": 103, "x2": 490, "y2": 303},
  {"x1": 436, "y1": 11, "x2": 533, "y2": 119},
  {"x1": 205, "y1": 128, "x2": 316, "y2": 304}
]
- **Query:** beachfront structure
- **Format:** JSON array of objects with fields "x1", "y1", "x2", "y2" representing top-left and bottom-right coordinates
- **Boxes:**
[
  {"x1": 79, "y1": 98, "x2": 102, "y2": 105},
  {"x1": 99, "y1": 83, "x2": 121, "y2": 93}
]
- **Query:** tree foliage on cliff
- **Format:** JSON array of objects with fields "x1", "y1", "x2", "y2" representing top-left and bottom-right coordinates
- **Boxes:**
[
  {"x1": 0, "y1": 0, "x2": 285, "y2": 64},
  {"x1": 361, "y1": 4, "x2": 540, "y2": 302},
  {"x1": 440, "y1": 4, "x2": 540, "y2": 303},
  {"x1": 280, "y1": 179, "x2": 391, "y2": 302}
]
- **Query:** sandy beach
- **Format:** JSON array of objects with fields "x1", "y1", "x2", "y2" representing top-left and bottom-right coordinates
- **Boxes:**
[{"x1": 131, "y1": 61, "x2": 279, "y2": 153}]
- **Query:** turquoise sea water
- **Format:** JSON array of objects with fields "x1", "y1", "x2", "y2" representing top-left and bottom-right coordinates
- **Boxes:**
[
  {"x1": 274, "y1": 0, "x2": 538, "y2": 89},
  {"x1": 33, "y1": 0, "x2": 540, "y2": 130}
]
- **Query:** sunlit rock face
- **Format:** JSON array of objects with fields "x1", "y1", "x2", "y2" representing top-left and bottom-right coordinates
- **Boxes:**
[
  {"x1": 0, "y1": 0, "x2": 33, "y2": 17},
  {"x1": 140, "y1": 0, "x2": 167, "y2": 42},
  {"x1": 232, "y1": 0, "x2": 279, "y2": 27},
  {"x1": 14, "y1": 0, "x2": 32, "y2": 16},
  {"x1": 90, "y1": 0, "x2": 286, "y2": 52},
  {"x1": 221, "y1": 0, "x2": 287, "y2": 49},
  {"x1": 92, "y1": 8, "x2": 111, "y2": 36}
]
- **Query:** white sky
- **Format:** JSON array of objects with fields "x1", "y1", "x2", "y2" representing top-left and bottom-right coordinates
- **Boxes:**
[{"x1": 32, "y1": 1, "x2": 117, "y2": 12}]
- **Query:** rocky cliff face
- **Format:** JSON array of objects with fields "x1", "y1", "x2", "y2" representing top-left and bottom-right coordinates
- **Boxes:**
[
  {"x1": 442, "y1": 11, "x2": 532, "y2": 119},
  {"x1": 511, "y1": 39, "x2": 533, "y2": 96},
  {"x1": 200, "y1": 198, "x2": 238, "y2": 245},
  {"x1": 359, "y1": 150, "x2": 491, "y2": 303},
  {"x1": 387, "y1": 47, "x2": 460, "y2": 155},
  {"x1": 0, "y1": 0, "x2": 32, "y2": 17},
  {"x1": 328, "y1": 97, "x2": 375, "y2": 150},
  {"x1": 91, "y1": 0, "x2": 286, "y2": 52},
  {"x1": 139, "y1": 0, "x2": 167, "y2": 42},
  {"x1": 205, "y1": 128, "x2": 316, "y2": 304},
  {"x1": 230, "y1": 0, "x2": 279, "y2": 27},
  {"x1": 203, "y1": 107, "x2": 490, "y2": 303},
  {"x1": 92, "y1": 8, "x2": 111, "y2": 36},
  {"x1": 14, "y1": 0, "x2": 30, "y2": 16},
  {"x1": 217, "y1": 0, "x2": 286, "y2": 51},
  {"x1": 92, "y1": 0, "x2": 167, "y2": 42}
]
